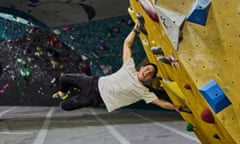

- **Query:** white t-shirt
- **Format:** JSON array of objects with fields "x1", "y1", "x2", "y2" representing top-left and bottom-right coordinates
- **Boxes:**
[{"x1": 98, "y1": 58, "x2": 158, "y2": 112}]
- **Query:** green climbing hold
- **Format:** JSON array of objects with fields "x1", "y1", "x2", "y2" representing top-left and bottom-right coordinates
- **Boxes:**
[{"x1": 186, "y1": 123, "x2": 194, "y2": 132}]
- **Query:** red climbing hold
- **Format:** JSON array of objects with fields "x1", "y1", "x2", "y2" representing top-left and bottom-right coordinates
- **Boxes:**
[
  {"x1": 201, "y1": 108, "x2": 214, "y2": 123},
  {"x1": 139, "y1": 0, "x2": 159, "y2": 22}
]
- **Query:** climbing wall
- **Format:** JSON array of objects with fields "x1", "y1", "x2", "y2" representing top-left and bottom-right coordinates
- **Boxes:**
[
  {"x1": 0, "y1": 29, "x2": 84, "y2": 106},
  {"x1": 129, "y1": 0, "x2": 240, "y2": 143}
]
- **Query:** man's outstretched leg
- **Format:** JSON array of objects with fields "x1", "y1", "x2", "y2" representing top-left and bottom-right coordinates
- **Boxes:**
[
  {"x1": 53, "y1": 73, "x2": 91, "y2": 99},
  {"x1": 53, "y1": 73, "x2": 103, "y2": 111}
]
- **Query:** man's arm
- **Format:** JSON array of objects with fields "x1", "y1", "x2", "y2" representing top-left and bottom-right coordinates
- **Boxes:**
[
  {"x1": 122, "y1": 24, "x2": 139, "y2": 62},
  {"x1": 151, "y1": 98, "x2": 180, "y2": 112}
]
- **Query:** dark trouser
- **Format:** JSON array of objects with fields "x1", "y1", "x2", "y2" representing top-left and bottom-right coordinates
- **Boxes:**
[{"x1": 58, "y1": 73, "x2": 103, "y2": 111}]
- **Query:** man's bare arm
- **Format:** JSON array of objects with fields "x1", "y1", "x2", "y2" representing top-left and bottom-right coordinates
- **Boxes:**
[
  {"x1": 122, "y1": 24, "x2": 139, "y2": 62},
  {"x1": 151, "y1": 98, "x2": 180, "y2": 112}
]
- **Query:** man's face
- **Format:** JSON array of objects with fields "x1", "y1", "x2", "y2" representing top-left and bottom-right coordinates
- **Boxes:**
[{"x1": 137, "y1": 65, "x2": 156, "y2": 82}]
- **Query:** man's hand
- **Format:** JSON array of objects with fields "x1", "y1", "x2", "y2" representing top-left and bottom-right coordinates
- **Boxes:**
[
  {"x1": 179, "y1": 106, "x2": 192, "y2": 113},
  {"x1": 174, "y1": 105, "x2": 181, "y2": 112},
  {"x1": 152, "y1": 98, "x2": 181, "y2": 112},
  {"x1": 133, "y1": 23, "x2": 140, "y2": 33}
]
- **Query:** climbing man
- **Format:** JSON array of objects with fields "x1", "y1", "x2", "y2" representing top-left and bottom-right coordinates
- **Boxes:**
[{"x1": 52, "y1": 23, "x2": 181, "y2": 113}]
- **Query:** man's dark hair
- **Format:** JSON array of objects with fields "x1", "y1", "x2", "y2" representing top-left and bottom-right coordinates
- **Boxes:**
[{"x1": 143, "y1": 63, "x2": 158, "y2": 78}]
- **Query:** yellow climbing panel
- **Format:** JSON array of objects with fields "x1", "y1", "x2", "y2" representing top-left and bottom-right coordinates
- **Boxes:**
[{"x1": 129, "y1": 0, "x2": 240, "y2": 143}]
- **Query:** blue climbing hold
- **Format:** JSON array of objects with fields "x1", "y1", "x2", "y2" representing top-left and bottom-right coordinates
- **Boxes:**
[
  {"x1": 199, "y1": 80, "x2": 231, "y2": 113},
  {"x1": 187, "y1": 0, "x2": 211, "y2": 26}
]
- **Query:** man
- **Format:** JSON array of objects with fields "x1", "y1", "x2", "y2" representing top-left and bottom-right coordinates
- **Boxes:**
[{"x1": 52, "y1": 23, "x2": 181, "y2": 112}]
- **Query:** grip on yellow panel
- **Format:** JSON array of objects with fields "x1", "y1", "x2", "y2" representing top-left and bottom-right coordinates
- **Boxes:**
[
  {"x1": 128, "y1": 7, "x2": 137, "y2": 23},
  {"x1": 164, "y1": 82, "x2": 186, "y2": 100}
]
